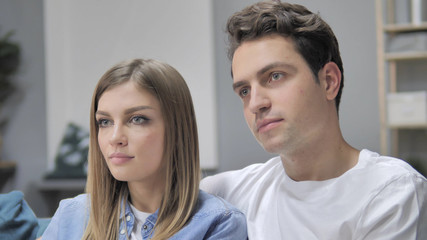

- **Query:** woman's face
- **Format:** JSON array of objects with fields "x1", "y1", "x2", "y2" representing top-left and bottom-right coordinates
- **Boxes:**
[{"x1": 96, "y1": 81, "x2": 166, "y2": 185}]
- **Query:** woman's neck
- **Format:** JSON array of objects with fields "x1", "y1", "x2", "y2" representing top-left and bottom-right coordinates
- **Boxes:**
[{"x1": 127, "y1": 179, "x2": 165, "y2": 213}]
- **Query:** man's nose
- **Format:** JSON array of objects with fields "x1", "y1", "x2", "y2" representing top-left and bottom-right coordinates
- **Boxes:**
[{"x1": 248, "y1": 86, "x2": 271, "y2": 114}]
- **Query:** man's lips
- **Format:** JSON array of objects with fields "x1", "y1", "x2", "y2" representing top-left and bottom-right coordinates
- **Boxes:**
[{"x1": 256, "y1": 118, "x2": 284, "y2": 133}]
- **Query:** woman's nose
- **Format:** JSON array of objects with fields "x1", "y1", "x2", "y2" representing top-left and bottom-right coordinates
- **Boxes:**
[{"x1": 109, "y1": 125, "x2": 128, "y2": 146}]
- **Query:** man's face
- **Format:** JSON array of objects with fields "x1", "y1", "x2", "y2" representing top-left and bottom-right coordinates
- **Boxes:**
[{"x1": 231, "y1": 35, "x2": 330, "y2": 155}]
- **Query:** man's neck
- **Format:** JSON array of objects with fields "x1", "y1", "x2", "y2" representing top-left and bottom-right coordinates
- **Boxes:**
[{"x1": 280, "y1": 135, "x2": 359, "y2": 182}]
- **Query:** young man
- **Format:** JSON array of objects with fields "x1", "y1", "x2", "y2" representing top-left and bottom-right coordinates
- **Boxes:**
[{"x1": 200, "y1": 1, "x2": 427, "y2": 239}]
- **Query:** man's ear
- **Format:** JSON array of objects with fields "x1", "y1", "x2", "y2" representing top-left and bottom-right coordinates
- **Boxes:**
[{"x1": 321, "y1": 62, "x2": 341, "y2": 101}]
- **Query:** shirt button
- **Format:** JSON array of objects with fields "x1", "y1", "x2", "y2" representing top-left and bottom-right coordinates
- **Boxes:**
[
  {"x1": 143, "y1": 225, "x2": 148, "y2": 230},
  {"x1": 126, "y1": 216, "x2": 131, "y2": 221},
  {"x1": 120, "y1": 229, "x2": 126, "y2": 235}
]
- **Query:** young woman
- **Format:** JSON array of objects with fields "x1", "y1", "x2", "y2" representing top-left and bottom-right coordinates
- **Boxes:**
[{"x1": 41, "y1": 59, "x2": 247, "y2": 239}]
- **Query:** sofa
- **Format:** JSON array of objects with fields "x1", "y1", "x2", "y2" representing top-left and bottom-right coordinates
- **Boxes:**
[{"x1": 0, "y1": 191, "x2": 50, "y2": 239}]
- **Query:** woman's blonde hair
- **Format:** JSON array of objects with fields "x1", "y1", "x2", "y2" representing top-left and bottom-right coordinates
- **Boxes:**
[{"x1": 83, "y1": 59, "x2": 200, "y2": 239}]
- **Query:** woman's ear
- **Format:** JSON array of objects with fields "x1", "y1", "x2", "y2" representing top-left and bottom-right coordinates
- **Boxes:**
[{"x1": 321, "y1": 62, "x2": 341, "y2": 101}]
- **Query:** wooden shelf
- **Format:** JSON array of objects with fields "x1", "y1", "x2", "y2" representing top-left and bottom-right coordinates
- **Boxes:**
[
  {"x1": 384, "y1": 23, "x2": 427, "y2": 32},
  {"x1": 388, "y1": 123, "x2": 427, "y2": 129},
  {"x1": 37, "y1": 179, "x2": 86, "y2": 191},
  {"x1": 376, "y1": 0, "x2": 427, "y2": 157},
  {"x1": 385, "y1": 51, "x2": 427, "y2": 61}
]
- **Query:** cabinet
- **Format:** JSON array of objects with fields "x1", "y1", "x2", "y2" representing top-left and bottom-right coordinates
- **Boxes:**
[
  {"x1": 37, "y1": 179, "x2": 86, "y2": 216},
  {"x1": 0, "y1": 161, "x2": 16, "y2": 191},
  {"x1": 376, "y1": 0, "x2": 427, "y2": 173}
]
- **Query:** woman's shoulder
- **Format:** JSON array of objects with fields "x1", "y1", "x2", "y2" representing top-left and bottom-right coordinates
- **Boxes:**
[
  {"x1": 51, "y1": 193, "x2": 90, "y2": 221},
  {"x1": 49, "y1": 193, "x2": 90, "y2": 226},
  {"x1": 193, "y1": 190, "x2": 244, "y2": 218},
  {"x1": 57, "y1": 193, "x2": 89, "y2": 210},
  {"x1": 172, "y1": 190, "x2": 247, "y2": 239},
  {"x1": 42, "y1": 194, "x2": 90, "y2": 239}
]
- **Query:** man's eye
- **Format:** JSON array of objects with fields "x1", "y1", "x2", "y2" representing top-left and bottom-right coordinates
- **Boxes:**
[
  {"x1": 271, "y1": 72, "x2": 283, "y2": 81},
  {"x1": 240, "y1": 88, "x2": 250, "y2": 97}
]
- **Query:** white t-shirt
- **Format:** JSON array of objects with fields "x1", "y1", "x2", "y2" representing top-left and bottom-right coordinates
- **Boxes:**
[
  {"x1": 200, "y1": 149, "x2": 427, "y2": 240},
  {"x1": 130, "y1": 204, "x2": 151, "y2": 240}
]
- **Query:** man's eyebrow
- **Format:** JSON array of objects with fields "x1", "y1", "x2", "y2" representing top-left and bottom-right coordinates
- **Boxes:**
[
  {"x1": 232, "y1": 81, "x2": 248, "y2": 92},
  {"x1": 256, "y1": 62, "x2": 295, "y2": 78},
  {"x1": 232, "y1": 62, "x2": 295, "y2": 91}
]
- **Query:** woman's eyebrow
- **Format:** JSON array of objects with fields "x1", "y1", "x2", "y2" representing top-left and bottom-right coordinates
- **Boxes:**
[
  {"x1": 124, "y1": 106, "x2": 153, "y2": 115},
  {"x1": 96, "y1": 106, "x2": 154, "y2": 116},
  {"x1": 95, "y1": 110, "x2": 109, "y2": 117}
]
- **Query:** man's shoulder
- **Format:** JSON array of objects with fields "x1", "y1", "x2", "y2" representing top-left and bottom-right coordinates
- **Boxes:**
[
  {"x1": 355, "y1": 149, "x2": 427, "y2": 198},
  {"x1": 200, "y1": 156, "x2": 282, "y2": 199},
  {"x1": 201, "y1": 156, "x2": 281, "y2": 187},
  {"x1": 359, "y1": 149, "x2": 426, "y2": 180}
]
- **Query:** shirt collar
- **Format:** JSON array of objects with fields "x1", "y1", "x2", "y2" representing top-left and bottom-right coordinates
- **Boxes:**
[{"x1": 119, "y1": 198, "x2": 160, "y2": 238}]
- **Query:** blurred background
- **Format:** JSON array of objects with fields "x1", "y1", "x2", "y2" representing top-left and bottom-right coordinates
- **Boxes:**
[{"x1": 2, "y1": 0, "x2": 422, "y2": 218}]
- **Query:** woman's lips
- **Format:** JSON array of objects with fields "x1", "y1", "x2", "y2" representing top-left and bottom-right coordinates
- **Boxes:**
[{"x1": 109, "y1": 152, "x2": 134, "y2": 165}]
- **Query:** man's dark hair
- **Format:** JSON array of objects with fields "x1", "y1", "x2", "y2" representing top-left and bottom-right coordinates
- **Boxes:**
[{"x1": 227, "y1": 0, "x2": 344, "y2": 111}]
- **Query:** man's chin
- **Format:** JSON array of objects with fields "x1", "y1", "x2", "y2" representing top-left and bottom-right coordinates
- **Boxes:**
[{"x1": 259, "y1": 139, "x2": 283, "y2": 154}]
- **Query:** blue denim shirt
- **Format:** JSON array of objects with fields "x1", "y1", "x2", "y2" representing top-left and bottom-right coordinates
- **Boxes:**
[{"x1": 42, "y1": 190, "x2": 247, "y2": 239}]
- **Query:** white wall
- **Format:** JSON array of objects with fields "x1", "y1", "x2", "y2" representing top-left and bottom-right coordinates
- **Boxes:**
[
  {"x1": 44, "y1": 0, "x2": 218, "y2": 169},
  {"x1": 1, "y1": 0, "x2": 382, "y2": 217}
]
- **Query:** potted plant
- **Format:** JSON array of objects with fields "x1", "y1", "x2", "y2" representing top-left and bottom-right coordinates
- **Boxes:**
[
  {"x1": 0, "y1": 29, "x2": 20, "y2": 187},
  {"x1": 0, "y1": 29, "x2": 20, "y2": 155}
]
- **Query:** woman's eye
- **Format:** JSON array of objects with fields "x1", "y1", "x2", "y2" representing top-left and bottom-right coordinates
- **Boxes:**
[
  {"x1": 131, "y1": 116, "x2": 148, "y2": 125},
  {"x1": 97, "y1": 119, "x2": 111, "y2": 128},
  {"x1": 271, "y1": 72, "x2": 283, "y2": 81},
  {"x1": 239, "y1": 88, "x2": 250, "y2": 98}
]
